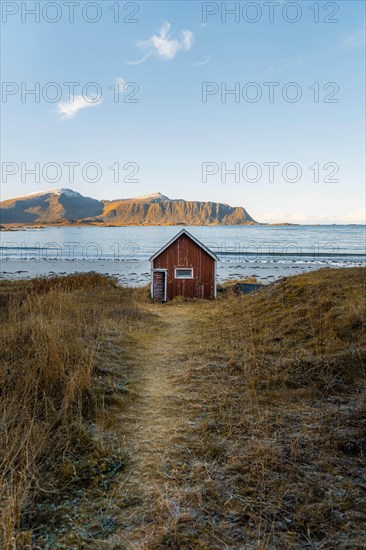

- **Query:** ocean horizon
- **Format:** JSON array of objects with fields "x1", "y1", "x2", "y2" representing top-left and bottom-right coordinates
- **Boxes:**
[{"x1": 1, "y1": 224, "x2": 365, "y2": 285}]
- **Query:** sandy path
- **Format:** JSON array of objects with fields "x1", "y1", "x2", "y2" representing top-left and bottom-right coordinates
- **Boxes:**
[{"x1": 107, "y1": 304, "x2": 195, "y2": 549}]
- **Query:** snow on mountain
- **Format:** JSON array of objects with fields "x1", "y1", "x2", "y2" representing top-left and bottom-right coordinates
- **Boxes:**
[
  {"x1": 21, "y1": 188, "x2": 83, "y2": 198},
  {"x1": 0, "y1": 188, "x2": 258, "y2": 225},
  {"x1": 136, "y1": 192, "x2": 170, "y2": 201}
]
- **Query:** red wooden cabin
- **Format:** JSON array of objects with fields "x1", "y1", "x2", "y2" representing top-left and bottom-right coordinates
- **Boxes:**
[{"x1": 149, "y1": 229, "x2": 219, "y2": 301}]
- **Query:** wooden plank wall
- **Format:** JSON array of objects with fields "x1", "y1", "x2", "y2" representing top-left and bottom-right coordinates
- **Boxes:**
[{"x1": 153, "y1": 234, "x2": 215, "y2": 300}]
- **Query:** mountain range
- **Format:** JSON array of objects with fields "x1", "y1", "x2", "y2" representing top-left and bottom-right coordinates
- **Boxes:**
[{"x1": 0, "y1": 189, "x2": 258, "y2": 226}]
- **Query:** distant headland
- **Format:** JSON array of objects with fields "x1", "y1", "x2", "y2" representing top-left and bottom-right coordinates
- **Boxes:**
[{"x1": 0, "y1": 188, "x2": 270, "y2": 227}]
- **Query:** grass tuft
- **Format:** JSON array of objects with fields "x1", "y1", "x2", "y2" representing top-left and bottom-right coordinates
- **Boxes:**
[{"x1": 0, "y1": 273, "x2": 145, "y2": 549}]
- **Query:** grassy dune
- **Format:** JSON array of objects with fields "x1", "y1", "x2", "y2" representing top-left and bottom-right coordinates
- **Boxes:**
[
  {"x1": 0, "y1": 268, "x2": 365, "y2": 548},
  {"x1": 154, "y1": 268, "x2": 366, "y2": 548},
  {"x1": 0, "y1": 274, "x2": 146, "y2": 549}
]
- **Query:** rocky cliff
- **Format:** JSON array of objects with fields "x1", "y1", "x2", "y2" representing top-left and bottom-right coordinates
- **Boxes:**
[{"x1": 0, "y1": 189, "x2": 257, "y2": 226}]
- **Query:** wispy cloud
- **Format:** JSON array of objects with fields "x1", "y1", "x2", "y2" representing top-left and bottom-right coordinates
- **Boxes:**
[
  {"x1": 193, "y1": 56, "x2": 211, "y2": 67},
  {"x1": 57, "y1": 94, "x2": 102, "y2": 120},
  {"x1": 341, "y1": 26, "x2": 365, "y2": 49},
  {"x1": 115, "y1": 77, "x2": 125, "y2": 92},
  {"x1": 127, "y1": 53, "x2": 152, "y2": 66},
  {"x1": 114, "y1": 77, "x2": 127, "y2": 93},
  {"x1": 130, "y1": 21, "x2": 194, "y2": 63}
]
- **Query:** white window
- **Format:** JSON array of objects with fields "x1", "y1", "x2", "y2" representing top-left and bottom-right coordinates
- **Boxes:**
[{"x1": 175, "y1": 268, "x2": 193, "y2": 279}]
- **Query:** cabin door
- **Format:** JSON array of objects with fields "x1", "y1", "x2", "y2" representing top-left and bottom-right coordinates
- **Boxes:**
[{"x1": 152, "y1": 270, "x2": 167, "y2": 301}]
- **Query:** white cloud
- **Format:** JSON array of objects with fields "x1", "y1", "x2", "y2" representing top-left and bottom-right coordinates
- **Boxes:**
[
  {"x1": 259, "y1": 211, "x2": 309, "y2": 224},
  {"x1": 341, "y1": 26, "x2": 365, "y2": 49},
  {"x1": 193, "y1": 56, "x2": 211, "y2": 67},
  {"x1": 259, "y1": 209, "x2": 366, "y2": 225},
  {"x1": 340, "y1": 208, "x2": 366, "y2": 224},
  {"x1": 131, "y1": 21, "x2": 194, "y2": 63},
  {"x1": 115, "y1": 77, "x2": 126, "y2": 93},
  {"x1": 288, "y1": 212, "x2": 309, "y2": 223},
  {"x1": 181, "y1": 30, "x2": 193, "y2": 51},
  {"x1": 127, "y1": 53, "x2": 152, "y2": 66},
  {"x1": 57, "y1": 94, "x2": 102, "y2": 120}
]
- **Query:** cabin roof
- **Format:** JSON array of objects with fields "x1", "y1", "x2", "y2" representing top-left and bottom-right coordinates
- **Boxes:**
[
  {"x1": 149, "y1": 228, "x2": 220, "y2": 262},
  {"x1": 233, "y1": 282, "x2": 264, "y2": 294}
]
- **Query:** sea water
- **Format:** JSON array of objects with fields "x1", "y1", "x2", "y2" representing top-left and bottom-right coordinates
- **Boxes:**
[{"x1": 1, "y1": 225, "x2": 365, "y2": 285}]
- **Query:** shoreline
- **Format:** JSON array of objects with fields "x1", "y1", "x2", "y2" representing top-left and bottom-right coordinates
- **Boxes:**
[
  {"x1": 1, "y1": 223, "x2": 364, "y2": 231},
  {"x1": 0, "y1": 222, "x2": 294, "y2": 231},
  {"x1": 1, "y1": 258, "x2": 364, "y2": 286}
]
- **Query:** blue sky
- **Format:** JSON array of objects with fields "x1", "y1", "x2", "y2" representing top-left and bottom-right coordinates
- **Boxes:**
[{"x1": 1, "y1": 0, "x2": 365, "y2": 223}]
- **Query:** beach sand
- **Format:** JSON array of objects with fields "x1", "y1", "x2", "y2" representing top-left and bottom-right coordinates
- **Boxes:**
[{"x1": 0, "y1": 257, "x2": 352, "y2": 285}]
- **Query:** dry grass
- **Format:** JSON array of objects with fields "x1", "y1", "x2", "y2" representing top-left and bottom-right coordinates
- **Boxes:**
[
  {"x1": 1, "y1": 267, "x2": 365, "y2": 549},
  {"x1": 0, "y1": 273, "x2": 146, "y2": 549},
  {"x1": 135, "y1": 268, "x2": 366, "y2": 548}
]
